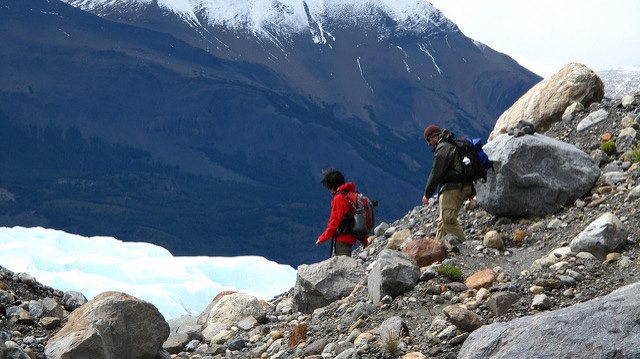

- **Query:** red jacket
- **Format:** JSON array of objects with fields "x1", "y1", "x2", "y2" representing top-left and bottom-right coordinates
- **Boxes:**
[{"x1": 317, "y1": 182, "x2": 358, "y2": 246}]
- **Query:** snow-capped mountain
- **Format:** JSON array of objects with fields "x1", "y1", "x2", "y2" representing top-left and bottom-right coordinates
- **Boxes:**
[
  {"x1": 65, "y1": 0, "x2": 453, "y2": 37},
  {"x1": 0, "y1": 0, "x2": 540, "y2": 266},
  {"x1": 598, "y1": 66, "x2": 640, "y2": 99}
]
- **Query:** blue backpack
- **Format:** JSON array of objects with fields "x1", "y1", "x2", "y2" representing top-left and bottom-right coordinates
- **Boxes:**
[{"x1": 452, "y1": 137, "x2": 494, "y2": 183}]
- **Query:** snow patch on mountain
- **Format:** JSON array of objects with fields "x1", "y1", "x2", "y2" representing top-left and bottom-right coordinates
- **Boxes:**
[
  {"x1": 63, "y1": 0, "x2": 454, "y2": 42},
  {"x1": 598, "y1": 66, "x2": 640, "y2": 99}
]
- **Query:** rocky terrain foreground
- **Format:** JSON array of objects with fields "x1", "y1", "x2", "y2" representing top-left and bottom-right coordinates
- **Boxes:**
[{"x1": 1, "y1": 65, "x2": 640, "y2": 358}]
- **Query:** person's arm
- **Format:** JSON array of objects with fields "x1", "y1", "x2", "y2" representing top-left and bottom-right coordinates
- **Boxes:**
[
  {"x1": 424, "y1": 145, "x2": 449, "y2": 199},
  {"x1": 317, "y1": 195, "x2": 350, "y2": 244}
]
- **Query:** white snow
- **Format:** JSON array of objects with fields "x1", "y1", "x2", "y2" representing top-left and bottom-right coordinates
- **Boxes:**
[
  {"x1": 63, "y1": 0, "x2": 452, "y2": 39},
  {"x1": 0, "y1": 227, "x2": 296, "y2": 320},
  {"x1": 356, "y1": 56, "x2": 374, "y2": 93},
  {"x1": 598, "y1": 66, "x2": 640, "y2": 99},
  {"x1": 418, "y1": 42, "x2": 442, "y2": 75}
]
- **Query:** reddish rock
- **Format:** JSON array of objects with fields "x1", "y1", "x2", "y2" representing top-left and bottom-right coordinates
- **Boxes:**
[
  {"x1": 600, "y1": 133, "x2": 613, "y2": 142},
  {"x1": 465, "y1": 269, "x2": 497, "y2": 290},
  {"x1": 513, "y1": 230, "x2": 527, "y2": 247},
  {"x1": 288, "y1": 323, "x2": 308, "y2": 348},
  {"x1": 401, "y1": 238, "x2": 446, "y2": 267}
]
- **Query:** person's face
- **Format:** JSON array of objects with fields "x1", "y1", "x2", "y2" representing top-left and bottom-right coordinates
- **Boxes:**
[{"x1": 427, "y1": 133, "x2": 439, "y2": 146}]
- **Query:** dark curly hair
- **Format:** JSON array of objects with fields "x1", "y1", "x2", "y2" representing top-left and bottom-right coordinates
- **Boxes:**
[{"x1": 321, "y1": 168, "x2": 345, "y2": 191}]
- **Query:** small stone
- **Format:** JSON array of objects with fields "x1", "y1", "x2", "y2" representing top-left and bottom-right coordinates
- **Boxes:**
[
  {"x1": 403, "y1": 352, "x2": 426, "y2": 359},
  {"x1": 487, "y1": 292, "x2": 519, "y2": 316},
  {"x1": 437, "y1": 325, "x2": 457, "y2": 339},
  {"x1": 41, "y1": 316, "x2": 61, "y2": 329},
  {"x1": 531, "y1": 294, "x2": 550, "y2": 310},
  {"x1": 621, "y1": 94, "x2": 636, "y2": 108},
  {"x1": 563, "y1": 289, "x2": 575, "y2": 298},
  {"x1": 271, "y1": 330, "x2": 284, "y2": 341},
  {"x1": 288, "y1": 323, "x2": 307, "y2": 348},
  {"x1": 600, "y1": 133, "x2": 613, "y2": 142},
  {"x1": 442, "y1": 305, "x2": 483, "y2": 332},
  {"x1": 465, "y1": 269, "x2": 497, "y2": 290},
  {"x1": 586, "y1": 197, "x2": 606, "y2": 208},
  {"x1": 618, "y1": 256, "x2": 633, "y2": 268},
  {"x1": 535, "y1": 278, "x2": 562, "y2": 289},
  {"x1": 18, "y1": 273, "x2": 37, "y2": 287},
  {"x1": 559, "y1": 276, "x2": 576, "y2": 286},
  {"x1": 621, "y1": 116, "x2": 637, "y2": 129},
  {"x1": 576, "y1": 252, "x2": 598, "y2": 260},
  {"x1": 529, "y1": 285, "x2": 544, "y2": 295},
  {"x1": 547, "y1": 219, "x2": 563, "y2": 230},
  {"x1": 228, "y1": 337, "x2": 247, "y2": 351},
  {"x1": 62, "y1": 291, "x2": 87, "y2": 311},
  {"x1": 565, "y1": 269, "x2": 585, "y2": 281},
  {"x1": 483, "y1": 231, "x2": 504, "y2": 250},
  {"x1": 605, "y1": 252, "x2": 622, "y2": 263}
]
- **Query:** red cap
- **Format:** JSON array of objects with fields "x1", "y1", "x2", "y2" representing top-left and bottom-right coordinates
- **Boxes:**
[{"x1": 423, "y1": 125, "x2": 441, "y2": 141}]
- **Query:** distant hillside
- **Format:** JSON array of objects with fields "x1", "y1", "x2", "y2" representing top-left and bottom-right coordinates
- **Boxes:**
[{"x1": 0, "y1": 0, "x2": 540, "y2": 266}]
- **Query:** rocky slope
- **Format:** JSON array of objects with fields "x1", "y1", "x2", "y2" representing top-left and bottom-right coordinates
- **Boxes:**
[{"x1": 2, "y1": 90, "x2": 639, "y2": 357}]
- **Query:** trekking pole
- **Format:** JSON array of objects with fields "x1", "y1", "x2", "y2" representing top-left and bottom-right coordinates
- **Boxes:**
[{"x1": 330, "y1": 238, "x2": 335, "y2": 258}]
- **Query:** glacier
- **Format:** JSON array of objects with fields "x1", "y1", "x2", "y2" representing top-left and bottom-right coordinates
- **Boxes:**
[{"x1": 0, "y1": 226, "x2": 297, "y2": 320}]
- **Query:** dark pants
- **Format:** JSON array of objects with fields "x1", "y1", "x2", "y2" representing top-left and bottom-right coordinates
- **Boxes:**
[{"x1": 333, "y1": 240, "x2": 352, "y2": 257}]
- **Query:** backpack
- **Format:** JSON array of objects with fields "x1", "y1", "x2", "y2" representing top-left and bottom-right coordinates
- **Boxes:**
[
  {"x1": 451, "y1": 137, "x2": 494, "y2": 183},
  {"x1": 337, "y1": 191, "x2": 377, "y2": 239}
]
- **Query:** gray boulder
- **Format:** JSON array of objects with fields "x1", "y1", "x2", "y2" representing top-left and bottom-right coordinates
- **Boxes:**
[
  {"x1": 569, "y1": 212, "x2": 627, "y2": 258},
  {"x1": 577, "y1": 109, "x2": 609, "y2": 132},
  {"x1": 62, "y1": 291, "x2": 88, "y2": 311},
  {"x1": 45, "y1": 291, "x2": 169, "y2": 359},
  {"x1": 476, "y1": 134, "x2": 599, "y2": 217},
  {"x1": 458, "y1": 281, "x2": 640, "y2": 358},
  {"x1": 367, "y1": 249, "x2": 420, "y2": 303},
  {"x1": 293, "y1": 256, "x2": 364, "y2": 313}
]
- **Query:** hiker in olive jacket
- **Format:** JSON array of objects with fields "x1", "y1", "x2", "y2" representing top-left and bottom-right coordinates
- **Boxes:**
[{"x1": 422, "y1": 125, "x2": 473, "y2": 241}]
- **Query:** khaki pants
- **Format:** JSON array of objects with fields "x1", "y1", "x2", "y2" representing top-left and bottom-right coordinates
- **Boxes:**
[
  {"x1": 333, "y1": 241, "x2": 352, "y2": 257},
  {"x1": 435, "y1": 184, "x2": 473, "y2": 241}
]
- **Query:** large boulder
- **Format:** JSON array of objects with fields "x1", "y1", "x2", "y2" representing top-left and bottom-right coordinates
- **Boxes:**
[
  {"x1": 569, "y1": 212, "x2": 628, "y2": 259},
  {"x1": 293, "y1": 256, "x2": 364, "y2": 313},
  {"x1": 476, "y1": 134, "x2": 599, "y2": 217},
  {"x1": 368, "y1": 249, "x2": 420, "y2": 303},
  {"x1": 401, "y1": 238, "x2": 446, "y2": 267},
  {"x1": 44, "y1": 291, "x2": 169, "y2": 359},
  {"x1": 458, "y1": 281, "x2": 640, "y2": 358},
  {"x1": 202, "y1": 293, "x2": 266, "y2": 339},
  {"x1": 489, "y1": 63, "x2": 604, "y2": 140}
]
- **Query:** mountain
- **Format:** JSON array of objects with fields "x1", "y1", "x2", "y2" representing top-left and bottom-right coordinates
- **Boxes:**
[
  {"x1": 598, "y1": 66, "x2": 640, "y2": 99},
  {"x1": 0, "y1": 0, "x2": 540, "y2": 266}
]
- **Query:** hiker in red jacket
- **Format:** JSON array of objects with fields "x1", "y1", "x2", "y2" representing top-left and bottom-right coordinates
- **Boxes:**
[{"x1": 316, "y1": 169, "x2": 368, "y2": 257}]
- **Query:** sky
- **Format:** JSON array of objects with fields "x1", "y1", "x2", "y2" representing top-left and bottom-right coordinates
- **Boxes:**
[
  {"x1": 428, "y1": 0, "x2": 640, "y2": 77},
  {"x1": 0, "y1": 227, "x2": 297, "y2": 320}
]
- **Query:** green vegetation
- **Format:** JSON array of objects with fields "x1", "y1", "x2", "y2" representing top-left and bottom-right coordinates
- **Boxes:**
[
  {"x1": 632, "y1": 145, "x2": 640, "y2": 163},
  {"x1": 436, "y1": 264, "x2": 464, "y2": 282},
  {"x1": 379, "y1": 325, "x2": 401, "y2": 356},
  {"x1": 600, "y1": 141, "x2": 616, "y2": 155}
]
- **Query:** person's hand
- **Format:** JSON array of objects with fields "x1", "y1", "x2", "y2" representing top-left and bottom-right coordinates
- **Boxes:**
[
  {"x1": 316, "y1": 238, "x2": 322, "y2": 245},
  {"x1": 422, "y1": 195, "x2": 429, "y2": 205}
]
